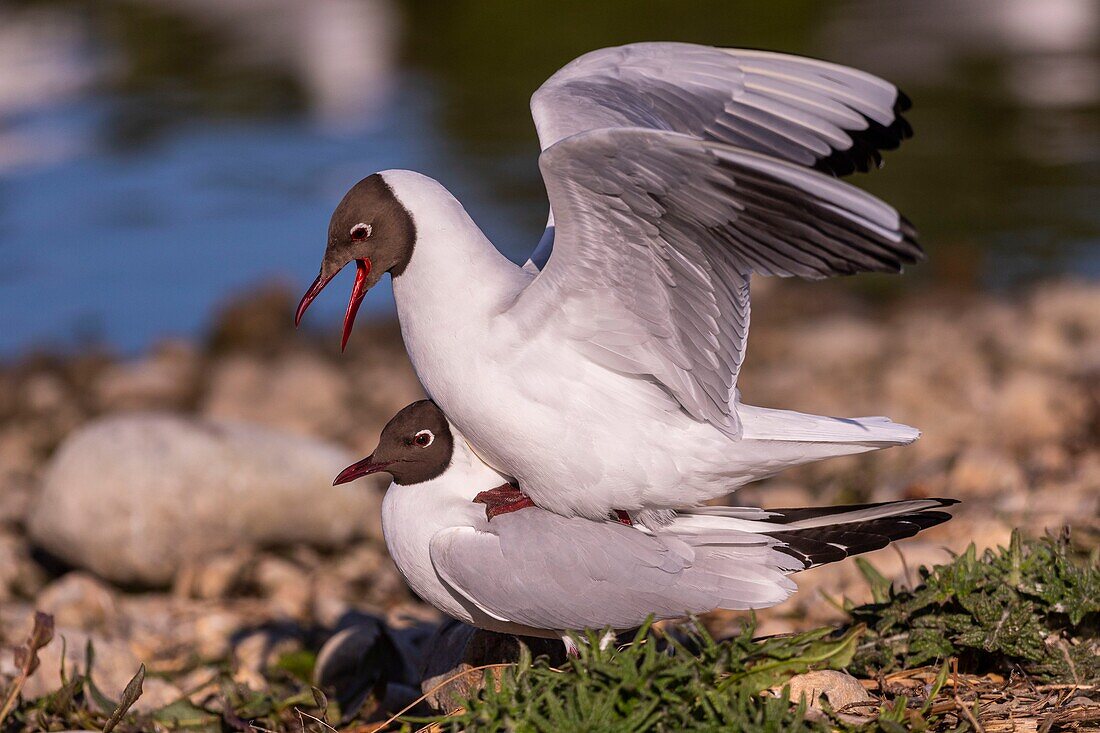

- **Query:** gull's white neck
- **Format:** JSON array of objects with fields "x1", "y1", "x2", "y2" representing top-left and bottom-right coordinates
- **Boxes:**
[
  {"x1": 380, "y1": 424, "x2": 505, "y2": 625},
  {"x1": 382, "y1": 171, "x2": 530, "y2": 331},
  {"x1": 380, "y1": 171, "x2": 531, "y2": 407},
  {"x1": 383, "y1": 421, "x2": 507, "y2": 532}
]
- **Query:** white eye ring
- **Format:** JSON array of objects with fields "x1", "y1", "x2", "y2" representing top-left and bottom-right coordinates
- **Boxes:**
[
  {"x1": 413, "y1": 429, "x2": 434, "y2": 447},
  {"x1": 350, "y1": 222, "x2": 372, "y2": 239}
]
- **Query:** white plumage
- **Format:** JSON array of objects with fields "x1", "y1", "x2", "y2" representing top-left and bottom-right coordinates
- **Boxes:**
[
  {"x1": 371, "y1": 404, "x2": 952, "y2": 639},
  {"x1": 306, "y1": 42, "x2": 924, "y2": 521}
]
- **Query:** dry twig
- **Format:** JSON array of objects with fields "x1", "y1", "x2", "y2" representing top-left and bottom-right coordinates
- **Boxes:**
[{"x1": 0, "y1": 612, "x2": 55, "y2": 726}]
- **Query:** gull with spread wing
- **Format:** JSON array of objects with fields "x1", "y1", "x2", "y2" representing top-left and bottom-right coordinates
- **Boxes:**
[{"x1": 296, "y1": 43, "x2": 925, "y2": 522}]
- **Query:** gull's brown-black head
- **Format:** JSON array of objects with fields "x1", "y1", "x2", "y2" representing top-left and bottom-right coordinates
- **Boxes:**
[
  {"x1": 296, "y1": 173, "x2": 416, "y2": 350},
  {"x1": 333, "y1": 400, "x2": 453, "y2": 487}
]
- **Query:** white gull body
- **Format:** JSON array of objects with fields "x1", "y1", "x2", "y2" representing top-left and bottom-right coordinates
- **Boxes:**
[
  {"x1": 376, "y1": 406, "x2": 952, "y2": 639},
  {"x1": 330, "y1": 43, "x2": 926, "y2": 520},
  {"x1": 384, "y1": 161, "x2": 916, "y2": 520}
]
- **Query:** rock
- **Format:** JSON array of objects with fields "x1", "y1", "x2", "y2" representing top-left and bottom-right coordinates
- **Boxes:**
[
  {"x1": 27, "y1": 413, "x2": 379, "y2": 586},
  {"x1": 13, "y1": 626, "x2": 143, "y2": 701},
  {"x1": 254, "y1": 556, "x2": 312, "y2": 619},
  {"x1": 332, "y1": 542, "x2": 407, "y2": 607},
  {"x1": 191, "y1": 609, "x2": 247, "y2": 660},
  {"x1": 0, "y1": 532, "x2": 21, "y2": 602},
  {"x1": 201, "y1": 353, "x2": 352, "y2": 439},
  {"x1": 35, "y1": 572, "x2": 118, "y2": 631},
  {"x1": 0, "y1": 530, "x2": 44, "y2": 601},
  {"x1": 207, "y1": 283, "x2": 298, "y2": 354},
  {"x1": 417, "y1": 623, "x2": 481, "y2": 712},
  {"x1": 232, "y1": 628, "x2": 303, "y2": 688},
  {"x1": 175, "y1": 549, "x2": 255, "y2": 600},
  {"x1": 780, "y1": 669, "x2": 874, "y2": 713},
  {"x1": 1028, "y1": 282, "x2": 1100, "y2": 373},
  {"x1": 990, "y1": 372, "x2": 1088, "y2": 449},
  {"x1": 0, "y1": 425, "x2": 39, "y2": 486},
  {"x1": 311, "y1": 573, "x2": 353, "y2": 628},
  {"x1": 948, "y1": 448, "x2": 1027, "y2": 499},
  {"x1": 93, "y1": 341, "x2": 200, "y2": 412},
  {"x1": 25, "y1": 373, "x2": 69, "y2": 413}
]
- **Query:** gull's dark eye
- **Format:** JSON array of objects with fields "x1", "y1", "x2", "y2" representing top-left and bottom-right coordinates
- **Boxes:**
[
  {"x1": 350, "y1": 223, "x2": 372, "y2": 241},
  {"x1": 413, "y1": 429, "x2": 434, "y2": 448}
]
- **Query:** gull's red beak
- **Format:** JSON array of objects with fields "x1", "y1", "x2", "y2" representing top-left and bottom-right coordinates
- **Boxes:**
[
  {"x1": 294, "y1": 258, "x2": 372, "y2": 352},
  {"x1": 341, "y1": 258, "x2": 371, "y2": 352},
  {"x1": 333, "y1": 454, "x2": 394, "y2": 486},
  {"x1": 295, "y1": 271, "x2": 334, "y2": 327}
]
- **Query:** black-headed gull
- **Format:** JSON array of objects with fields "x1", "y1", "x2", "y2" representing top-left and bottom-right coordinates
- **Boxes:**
[
  {"x1": 334, "y1": 401, "x2": 954, "y2": 650},
  {"x1": 298, "y1": 43, "x2": 924, "y2": 522}
]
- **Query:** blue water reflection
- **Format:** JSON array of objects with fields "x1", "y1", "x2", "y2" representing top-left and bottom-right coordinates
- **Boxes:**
[{"x1": 0, "y1": 0, "x2": 1097, "y2": 355}]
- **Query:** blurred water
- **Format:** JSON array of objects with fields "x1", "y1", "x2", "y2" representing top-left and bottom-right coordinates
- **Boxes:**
[{"x1": 0, "y1": 0, "x2": 1098, "y2": 355}]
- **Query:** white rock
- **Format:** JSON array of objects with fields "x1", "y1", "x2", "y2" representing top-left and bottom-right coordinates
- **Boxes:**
[
  {"x1": 28, "y1": 413, "x2": 379, "y2": 586},
  {"x1": 780, "y1": 669, "x2": 874, "y2": 710}
]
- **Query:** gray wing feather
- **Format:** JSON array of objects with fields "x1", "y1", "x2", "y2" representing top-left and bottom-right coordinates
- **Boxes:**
[
  {"x1": 530, "y1": 43, "x2": 912, "y2": 178},
  {"x1": 519, "y1": 127, "x2": 920, "y2": 434},
  {"x1": 526, "y1": 43, "x2": 913, "y2": 271},
  {"x1": 429, "y1": 512, "x2": 795, "y2": 632}
]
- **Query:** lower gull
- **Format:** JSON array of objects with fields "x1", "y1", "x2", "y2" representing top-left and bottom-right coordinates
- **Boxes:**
[{"x1": 335, "y1": 401, "x2": 956, "y2": 654}]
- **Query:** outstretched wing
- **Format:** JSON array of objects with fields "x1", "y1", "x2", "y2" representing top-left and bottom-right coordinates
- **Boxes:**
[
  {"x1": 525, "y1": 42, "x2": 913, "y2": 269},
  {"x1": 513, "y1": 128, "x2": 921, "y2": 435},
  {"x1": 532, "y1": 43, "x2": 911, "y2": 175},
  {"x1": 429, "y1": 512, "x2": 795, "y2": 632}
]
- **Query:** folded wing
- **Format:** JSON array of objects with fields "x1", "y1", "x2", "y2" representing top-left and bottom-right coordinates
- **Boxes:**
[
  {"x1": 429, "y1": 512, "x2": 796, "y2": 632},
  {"x1": 429, "y1": 499, "x2": 956, "y2": 632}
]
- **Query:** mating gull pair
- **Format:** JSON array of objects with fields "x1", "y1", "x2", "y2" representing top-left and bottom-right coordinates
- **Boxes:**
[
  {"x1": 334, "y1": 400, "x2": 954, "y2": 650},
  {"x1": 297, "y1": 42, "x2": 954, "y2": 642}
]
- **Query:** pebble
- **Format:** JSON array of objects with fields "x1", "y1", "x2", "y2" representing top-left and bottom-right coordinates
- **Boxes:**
[
  {"x1": 35, "y1": 572, "x2": 118, "y2": 631},
  {"x1": 27, "y1": 413, "x2": 379, "y2": 586}
]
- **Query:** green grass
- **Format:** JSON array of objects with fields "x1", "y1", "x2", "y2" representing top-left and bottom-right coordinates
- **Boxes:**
[
  {"x1": 849, "y1": 529, "x2": 1099, "y2": 683},
  {"x1": 1, "y1": 531, "x2": 1096, "y2": 732},
  {"x1": 427, "y1": 530, "x2": 1098, "y2": 732},
  {"x1": 426, "y1": 623, "x2": 859, "y2": 732}
]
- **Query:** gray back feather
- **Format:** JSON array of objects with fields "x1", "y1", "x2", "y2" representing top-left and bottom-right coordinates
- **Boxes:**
[{"x1": 430, "y1": 511, "x2": 797, "y2": 632}]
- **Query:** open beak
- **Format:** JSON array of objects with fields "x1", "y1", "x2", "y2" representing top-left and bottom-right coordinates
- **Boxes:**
[
  {"x1": 333, "y1": 453, "x2": 393, "y2": 486},
  {"x1": 295, "y1": 258, "x2": 372, "y2": 352},
  {"x1": 341, "y1": 258, "x2": 371, "y2": 351},
  {"x1": 295, "y1": 271, "x2": 335, "y2": 327}
]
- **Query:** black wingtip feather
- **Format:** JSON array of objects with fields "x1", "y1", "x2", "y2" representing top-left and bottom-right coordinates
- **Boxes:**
[
  {"x1": 896, "y1": 87, "x2": 913, "y2": 112},
  {"x1": 764, "y1": 501, "x2": 958, "y2": 569},
  {"x1": 813, "y1": 89, "x2": 915, "y2": 178}
]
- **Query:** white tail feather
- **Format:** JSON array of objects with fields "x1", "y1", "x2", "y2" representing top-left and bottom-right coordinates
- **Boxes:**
[{"x1": 739, "y1": 404, "x2": 920, "y2": 445}]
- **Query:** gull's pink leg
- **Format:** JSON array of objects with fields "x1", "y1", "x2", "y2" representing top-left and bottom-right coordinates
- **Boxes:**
[
  {"x1": 473, "y1": 484, "x2": 634, "y2": 527},
  {"x1": 473, "y1": 483, "x2": 535, "y2": 520}
]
